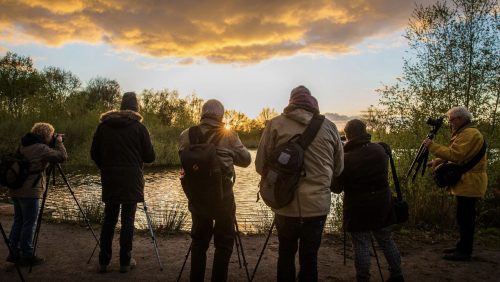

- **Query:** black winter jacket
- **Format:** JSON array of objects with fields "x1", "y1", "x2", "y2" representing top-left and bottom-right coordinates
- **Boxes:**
[
  {"x1": 91, "y1": 110, "x2": 155, "y2": 203},
  {"x1": 335, "y1": 134, "x2": 394, "y2": 232}
]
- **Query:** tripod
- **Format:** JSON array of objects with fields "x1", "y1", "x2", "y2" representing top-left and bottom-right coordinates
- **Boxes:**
[
  {"x1": 0, "y1": 220, "x2": 25, "y2": 281},
  {"x1": 250, "y1": 216, "x2": 275, "y2": 282},
  {"x1": 176, "y1": 217, "x2": 250, "y2": 282},
  {"x1": 30, "y1": 162, "x2": 100, "y2": 272},
  {"x1": 87, "y1": 201, "x2": 164, "y2": 271},
  {"x1": 406, "y1": 117, "x2": 443, "y2": 182}
]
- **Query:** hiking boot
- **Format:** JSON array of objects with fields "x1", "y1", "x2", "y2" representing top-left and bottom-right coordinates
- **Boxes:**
[
  {"x1": 442, "y1": 247, "x2": 456, "y2": 254},
  {"x1": 6, "y1": 254, "x2": 20, "y2": 263},
  {"x1": 99, "y1": 264, "x2": 109, "y2": 273},
  {"x1": 120, "y1": 258, "x2": 136, "y2": 273},
  {"x1": 443, "y1": 252, "x2": 471, "y2": 261},
  {"x1": 19, "y1": 255, "x2": 45, "y2": 266}
]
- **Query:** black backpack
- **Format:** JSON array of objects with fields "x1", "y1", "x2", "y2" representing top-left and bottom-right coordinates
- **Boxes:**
[
  {"x1": 259, "y1": 114, "x2": 325, "y2": 209},
  {"x1": 180, "y1": 126, "x2": 224, "y2": 215},
  {"x1": 0, "y1": 148, "x2": 32, "y2": 190}
]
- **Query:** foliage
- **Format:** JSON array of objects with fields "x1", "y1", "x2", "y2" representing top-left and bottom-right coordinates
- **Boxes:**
[{"x1": 368, "y1": 0, "x2": 500, "y2": 229}]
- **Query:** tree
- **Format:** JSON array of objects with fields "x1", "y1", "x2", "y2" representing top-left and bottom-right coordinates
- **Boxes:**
[
  {"x1": 377, "y1": 0, "x2": 499, "y2": 142},
  {"x1": 37, "y1": 67, "x2": 81, "y2": 114},
  {"x1": 224, "y1": 110, "x2": 251, "y2": 132},
  {"x1": 256, "y1": 107, "x2": 279, "y2": 128},
  {"x1": 85, "y1": 77, "x2": 121, "y2": 110},
  {"x1": 0, "y1": 52, "x2": 41, "y2": 116}
]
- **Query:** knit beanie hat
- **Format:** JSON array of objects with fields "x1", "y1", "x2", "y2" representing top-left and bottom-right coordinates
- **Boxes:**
[
  {"x1": 344, "y1": 119, "x2": 367, "y2": 140},
  {"x1": 201, "y1": 99, "x2": 225, "y2": 121},
  {"x1": 120, "y1": 92, "x2": 139, "y2": 112},
  {"x1": 288, "y1": 85, "x2": 319, "y2": 113}
]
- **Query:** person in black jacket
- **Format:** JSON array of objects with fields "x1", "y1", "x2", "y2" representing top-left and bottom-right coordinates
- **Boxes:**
[
  {"x1": 332, "y1": 119, "x2": 403, "y2": 282},
  {"x1": 91, "y1": 92, "x2": 155, "y2": 273}
]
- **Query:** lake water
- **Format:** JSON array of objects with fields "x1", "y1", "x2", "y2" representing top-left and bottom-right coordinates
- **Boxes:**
[{"x1": 7, "y1": 151, "x2": 341, "y2": 233}]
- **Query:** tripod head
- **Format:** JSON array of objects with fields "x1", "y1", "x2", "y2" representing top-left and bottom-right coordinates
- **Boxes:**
[{"x1": 405, "y1": 116, "x2": 444, "y2": 182}]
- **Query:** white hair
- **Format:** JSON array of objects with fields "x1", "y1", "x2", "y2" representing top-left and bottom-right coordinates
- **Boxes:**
[{"x1": 447, "y1": 106, "x2": 472, "y2": 122}]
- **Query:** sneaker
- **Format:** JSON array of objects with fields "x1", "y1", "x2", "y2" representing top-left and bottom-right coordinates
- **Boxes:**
[
  {"x1": 443, "y1": 252, "x2": 471, "y2": 261},
  {"x1": 19, "y1": 255, "x2": 45, "y2": 266},
  {"x1": 120, "y1": 258, "x2": 136, "y2": 273},
  {"x1": 442, "y1": 247, "x2": 456, "y2": 254}
]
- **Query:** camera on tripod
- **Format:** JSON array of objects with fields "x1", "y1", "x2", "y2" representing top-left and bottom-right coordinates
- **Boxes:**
[
  {"x1": 426, "y1": 117, "x2": 444, "y2": 134},
  {"x1": 405, "y1": 116, "x2": 444, "y2": 182},
  {"x1": 49, "y1": 133, "x2": 64, "y2": 148}
]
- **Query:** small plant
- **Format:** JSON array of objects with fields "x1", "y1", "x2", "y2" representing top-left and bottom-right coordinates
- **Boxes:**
[
  {"x1": 255, "y1": 203, "x2": 274, "y2": 234},
  {"x1": 79, "y1": 200, "x2": 104, "y2": 225},
  {"x1": 150, "y1": 203, "x2": 188, "y2": 234}
]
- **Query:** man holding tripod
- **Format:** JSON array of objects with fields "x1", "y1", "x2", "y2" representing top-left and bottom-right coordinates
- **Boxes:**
[
  {"x1": 7, "y1": 122, "x2": 67, "y2": 266},
  {"x1": 424, "y1": 106, "x2": 488, "y2": 261},
  {"x1": 91, "y1": 92, "x2": 155, "y2": 273}
]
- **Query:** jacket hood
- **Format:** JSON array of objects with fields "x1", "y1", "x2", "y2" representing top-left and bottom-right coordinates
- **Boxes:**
[
  {"x1": 100, "y1": 110, "x2": 143, "y2": 127},
  {"x1": 344, "y1": 133, "x2": 372, "y2": 152},
  {"x1": 21, "y1": 132, "x2": 46, "y2": 147},
  {"x1": 200, "y1": 117, "x2": 225, "y2": 129},
  {"x1": 283, "y1": 107, "x2": 314, "y2": 125}
]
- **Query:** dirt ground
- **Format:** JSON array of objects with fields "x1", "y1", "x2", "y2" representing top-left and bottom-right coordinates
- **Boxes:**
[{"x1": 0, "y1": 207, "x2": 499, "y2": 282}]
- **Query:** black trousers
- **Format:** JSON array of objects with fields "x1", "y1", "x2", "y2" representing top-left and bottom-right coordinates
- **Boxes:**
[
  {"x1": 99, "y1": 202, "x2": 137, "y2": 266},
  {"x1": 275, "y1": 214, "x2": 327, "y2": 282},
  {"x1": 456, "y1": 196, "x2": 477, "y2": 255},
  {"x1": 190, "y1": 207, "x2": 235, "y2": 282}
]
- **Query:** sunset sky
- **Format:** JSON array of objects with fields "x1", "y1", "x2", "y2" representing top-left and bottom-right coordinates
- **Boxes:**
[{"x1": 0, "y1": 0, "x2": 437, "y2": 117}]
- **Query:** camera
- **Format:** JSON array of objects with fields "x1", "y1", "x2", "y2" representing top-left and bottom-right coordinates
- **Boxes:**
[
  {"x1": 50, "y1": 133, "x2": 64, "y2": 147},
  {"x1": 426, "y1": 116, "x2": 444, "y2": 134}
]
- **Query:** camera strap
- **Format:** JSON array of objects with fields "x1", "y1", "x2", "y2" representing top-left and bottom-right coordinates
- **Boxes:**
[
  {"x1": 378, "y1": 142, "x2": 403, "y2": 202},
  {"x1": 460, "y1": 139, "x2": 487, "y2": 173}
]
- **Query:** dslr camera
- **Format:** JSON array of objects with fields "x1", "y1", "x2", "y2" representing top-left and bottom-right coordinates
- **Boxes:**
[
  {"x1": 50, "y1": 133, "x2": 65, "y2": 147},
  {"x1": 426, "y1": 116, "x2": 444, "y2": 134}
]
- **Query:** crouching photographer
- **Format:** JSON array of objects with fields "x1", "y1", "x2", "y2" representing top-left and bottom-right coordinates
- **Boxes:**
[
  {"x1": 423, "y1": 106, "x2": 487, "y2": 261},
  {"x1": 6, "y1": 122, "x2": 67, "y2": 265}
]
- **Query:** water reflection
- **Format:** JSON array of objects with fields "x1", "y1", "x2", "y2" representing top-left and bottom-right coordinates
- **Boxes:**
[{"x1": 34, "y1": 151, "x2": 340, "y2": 233}]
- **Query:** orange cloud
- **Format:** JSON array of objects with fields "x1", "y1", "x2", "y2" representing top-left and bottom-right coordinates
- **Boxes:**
[{"x1": 0, "y1": 0, "x2": 435, "y2": 63}]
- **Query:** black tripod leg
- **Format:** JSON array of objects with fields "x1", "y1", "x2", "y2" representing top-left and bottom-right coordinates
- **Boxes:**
[
  {"x1": 234, "y1": 218, "x2": 250, "y2": 282},
  {"x1": 250, "y1": 217, "x2": 275, "y2": 282},
  {"x1": 370, "y1": 233, "x2": 384, "y2": 282},
  {"x1": 30, "y1": 164, "x2": 53, "y2": 273},
  {"x1": 0, "y1": 222, "x2": 25, "y2": 282},
  {"x1": 55, "y1": 164, "x2": 101, "y2": 261},
  {"x1": 343, "y1": 228, "x2": 346, "y2": 266},
  {"x1": 234, "y1": 228, "x2": 242, "y2": 268},
  {"x1": 177, "y1": 242, "x2": 192, "y2": 282},
  {"x1": 143, "y1": 201, "x2": 164, "y2": 271}
]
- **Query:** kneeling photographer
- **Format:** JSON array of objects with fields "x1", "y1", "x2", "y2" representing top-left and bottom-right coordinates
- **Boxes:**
[
  {"x1": 6, "y1": 122, "x2": 67, "y2": 266},
  {"x1": 423, "y1": 106, "x2": 487, "y2": 261}
]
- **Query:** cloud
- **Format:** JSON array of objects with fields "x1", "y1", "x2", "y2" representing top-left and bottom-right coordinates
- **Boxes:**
[{"x1": 0, "y1": 0, "x2": 436, "y2": 63}]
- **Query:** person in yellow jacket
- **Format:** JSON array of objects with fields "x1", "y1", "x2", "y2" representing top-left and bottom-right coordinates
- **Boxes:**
[{"x1": 423, "y1": 106, "x2": 487, "y2": 261}]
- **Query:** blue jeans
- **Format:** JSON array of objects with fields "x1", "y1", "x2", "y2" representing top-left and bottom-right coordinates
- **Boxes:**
[
  {"x1": 9, "y1": 197, "x2": 40, "y2": 258},
  {"x1": 99, "y1": 202, "x2": 137, "y2": 266},
  {"x1": 351, "y1": 227, "x2": 403, "y2": 282},
  {"x1": 275, "y1": 214, "x2": 326, "y2": 282}
]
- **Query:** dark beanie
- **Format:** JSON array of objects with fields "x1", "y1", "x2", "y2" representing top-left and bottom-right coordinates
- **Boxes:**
[
  {"x1": 120, "y1": 92, "x2": 139, "y2": 112},
  {"x1": 289, "y1": 85, "x2": 319, "y2": 113},
  {"x1": 201, "y1": 99, "x2": 225, "y2": 121},
  {"x1": 344, "y1": 119, "x2": 367, "y2": 140}
]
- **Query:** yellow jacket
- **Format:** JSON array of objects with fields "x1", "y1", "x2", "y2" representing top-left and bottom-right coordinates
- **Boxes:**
[{"x1": 429, "y1": 125, "x2": 488, "y2": 198}]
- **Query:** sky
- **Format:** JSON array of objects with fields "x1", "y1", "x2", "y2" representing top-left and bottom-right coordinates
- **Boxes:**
[{"x1": 0, "y1": 0, "x2": 437, "y2": 118}]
